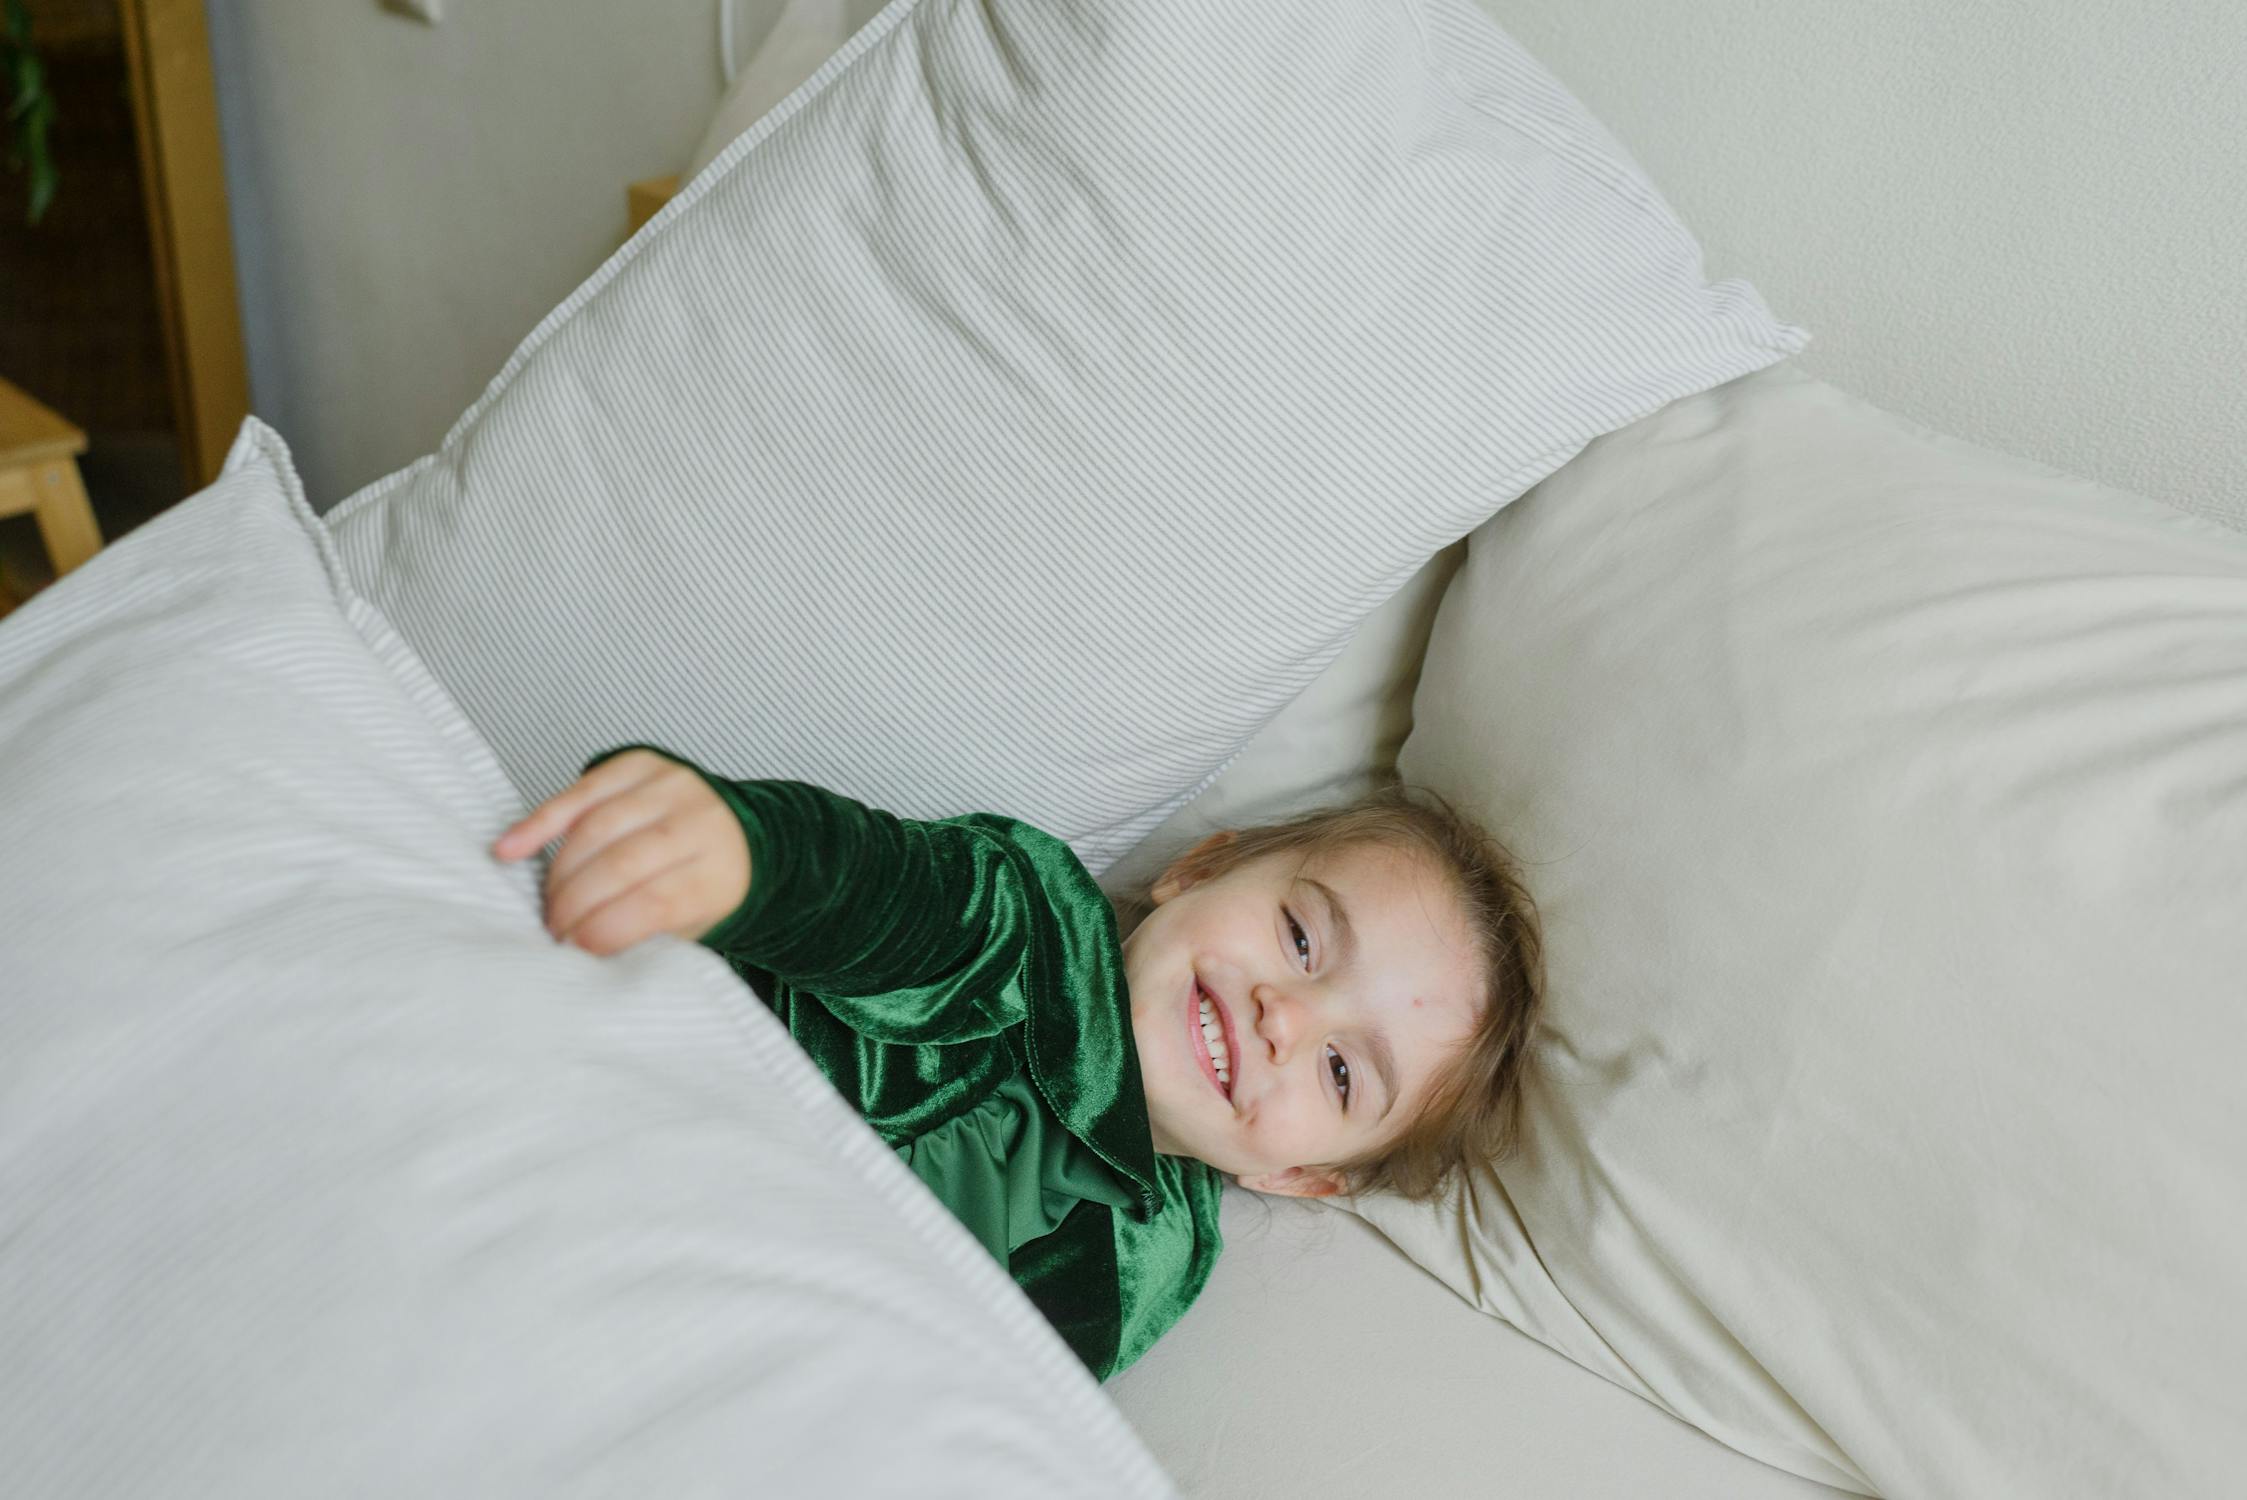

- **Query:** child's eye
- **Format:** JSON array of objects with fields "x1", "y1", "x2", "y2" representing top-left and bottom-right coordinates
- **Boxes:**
[
  {"x1": 1327, "y1": 1044, "x2": 1351, "y2": 1109},
  {"x1": 1285, "y1": 910, "x2": 1311, "y2": 970}
]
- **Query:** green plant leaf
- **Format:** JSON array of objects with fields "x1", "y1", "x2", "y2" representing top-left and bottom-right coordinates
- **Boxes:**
[{"x1": 3, "y1": 0, "x2": 60, "y2": 225}]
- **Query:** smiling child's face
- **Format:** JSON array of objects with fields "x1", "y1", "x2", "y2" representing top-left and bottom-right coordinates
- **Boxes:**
[{"x1": 1123, "y1": 835, "x2": 1483, "y2": 1196}]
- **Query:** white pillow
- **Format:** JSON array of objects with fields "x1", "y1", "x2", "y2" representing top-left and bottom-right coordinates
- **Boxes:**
[
  {"x1": 0, "y1": 425, "x2": 1178, "y2": 1499},
  {"x1": 325, "y1": 0, "x2": 1802, "y2": 875},
  {"x1": 709, "y1": 3, "x2": 1470, "y2": 898},
  {"x1": 1350, "y1": 364, "x2": 2247, "y2": 1498},
  {"x1": 1099, "y1": 545, "x2": 1462, "y2": 903},
  {"x1": 683, "y1": 0, "x2": 883, "y2": 186}
]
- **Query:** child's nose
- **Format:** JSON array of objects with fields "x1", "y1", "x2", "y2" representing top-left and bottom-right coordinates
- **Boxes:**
[{"x1": 1250, "y1": 981, "x2": 1308, "y2": 1061}]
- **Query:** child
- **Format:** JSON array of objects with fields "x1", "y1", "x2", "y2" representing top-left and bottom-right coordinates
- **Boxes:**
[{"x1": 493, "y1": 746, "x2": 1543, "y2": 1378}]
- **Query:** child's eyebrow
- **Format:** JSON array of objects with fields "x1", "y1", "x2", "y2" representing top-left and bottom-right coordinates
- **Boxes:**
[
  {"x1": 1302, "y1": 877, "x2": 1395, "y2": 1118},
  {"x1": 1303, "y1": 877, "x2": 1357, "y2": 969},
  {"x1": 1362, "y1": 1024, "x2": 1399, "y2": 1124}
]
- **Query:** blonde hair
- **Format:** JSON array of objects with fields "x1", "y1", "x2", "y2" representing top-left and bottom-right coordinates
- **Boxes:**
[{"x1": 1157, "y1": 785, "x2": 1544, "y2": 1201}]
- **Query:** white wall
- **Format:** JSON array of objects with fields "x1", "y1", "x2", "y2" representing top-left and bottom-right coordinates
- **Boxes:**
[
  {"x1": 1480, "y1": 0, "x2": 2247, "y2": 526},
  {"x1": 205, "y1": 0, "x2": 755, "y2": 507}
]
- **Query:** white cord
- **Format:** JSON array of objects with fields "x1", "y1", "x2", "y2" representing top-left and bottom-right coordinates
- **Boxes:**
[{"x1": 719, "y1": 0, "x2": 741, "y2": 86}]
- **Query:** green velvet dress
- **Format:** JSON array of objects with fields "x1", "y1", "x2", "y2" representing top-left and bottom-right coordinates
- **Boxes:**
[{"x1": 594, "y1": 749, "x2": 1224, "y2": 1380}]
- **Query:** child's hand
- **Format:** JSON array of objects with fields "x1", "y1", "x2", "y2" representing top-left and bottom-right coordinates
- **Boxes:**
[{"x1": 491, "y1": 749, "x2": 750, "y2": 955}]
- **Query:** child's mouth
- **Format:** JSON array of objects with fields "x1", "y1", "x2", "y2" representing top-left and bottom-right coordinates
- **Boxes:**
[{"x1": 1190, "y1": 978, "x2": 1236, "y2": 1102}]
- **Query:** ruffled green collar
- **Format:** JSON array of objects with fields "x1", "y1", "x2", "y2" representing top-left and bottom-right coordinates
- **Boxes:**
[{"x1": 1000, "y1": 823, "x2": 1166, "y2": 1222}]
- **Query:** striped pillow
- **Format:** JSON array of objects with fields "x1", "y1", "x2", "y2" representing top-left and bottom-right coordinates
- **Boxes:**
[{"x1": 325, "y1": 0, "x2": 1803, "y2": 873}]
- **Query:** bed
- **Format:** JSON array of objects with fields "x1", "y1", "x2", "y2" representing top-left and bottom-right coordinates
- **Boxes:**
[
  {"x1": 1110, "y1": 1192, "x2": 1851, "y2": 1499},
  {"x1": 6, "y1": 1, "x2": 2243, "y2": 1496}
]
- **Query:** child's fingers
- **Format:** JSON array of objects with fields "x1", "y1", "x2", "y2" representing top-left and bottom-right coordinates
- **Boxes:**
[
  {"x1": 557, "y1": 866, "x2": 701, "y2": 956},
  {"x1": 493, "y1": 784, "x2": 606, "y2": 861},
  {"x1": 544, "y1": 825, "x2": 692, "y2": 941},
  {"x1": 492, "y1": 806, "x2": 564, "y2": 862},
  {"x1": 492, "y1": 754, "x2": 666, "y2": 860},
  {"x1": 543, "y1": 785, "x2": 683, "y2": 892}
]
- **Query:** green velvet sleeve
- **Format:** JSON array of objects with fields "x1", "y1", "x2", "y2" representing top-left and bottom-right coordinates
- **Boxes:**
[{"x1": 586, "y1": 747, "x2": 1034, "y2": 1044}]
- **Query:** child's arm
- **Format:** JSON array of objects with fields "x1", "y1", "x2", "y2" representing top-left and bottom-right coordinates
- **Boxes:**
[{"x1": 493, "y1": 747, "x2": 1047, "y2": 1042}]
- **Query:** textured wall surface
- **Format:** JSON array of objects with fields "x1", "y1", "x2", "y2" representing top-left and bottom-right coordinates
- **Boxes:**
[{"x1": 1482, "y1": 0, "x2": 2246, "y2": 525}]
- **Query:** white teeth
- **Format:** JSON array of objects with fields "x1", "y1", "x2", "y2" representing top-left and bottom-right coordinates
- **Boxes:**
[{"x1": 1197, "y1": 993, "x2": 1231, "y2": 1087}]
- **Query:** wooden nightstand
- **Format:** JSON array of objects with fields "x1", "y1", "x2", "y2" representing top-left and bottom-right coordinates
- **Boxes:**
[{"x1": 0, "y1": 378, "x2": 105, "y2": 604}]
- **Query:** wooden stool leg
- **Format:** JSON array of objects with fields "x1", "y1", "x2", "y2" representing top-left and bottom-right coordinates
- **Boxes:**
[{"x1": 32, "y1": 458, "x2": 103, "y2": 577}]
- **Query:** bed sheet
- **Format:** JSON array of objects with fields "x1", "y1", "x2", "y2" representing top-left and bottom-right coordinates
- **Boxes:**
[{"x1": 1110, "y1": 1191, "x2": 1863, "y2": 1499}]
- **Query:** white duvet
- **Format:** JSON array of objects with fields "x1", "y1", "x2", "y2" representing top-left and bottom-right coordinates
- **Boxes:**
[{"x1": 0, "y1": 425, "x2": 1176, "y2": 1499}]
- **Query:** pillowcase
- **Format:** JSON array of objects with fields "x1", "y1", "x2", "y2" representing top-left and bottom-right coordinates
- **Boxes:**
[
  {"x1": 1348, "y1": 363, "x2": 2247, "y2": 1498},
  {"x1": 1099, "y1": 545, "x2": 1462, "y2": 903},
  {"x1": 707, "y1": 2, "x2": 1468, "y2": 902},
  {"x1": 683, "y1": 0, "x2": 882, "y2": 186},
  {"x1": 324, "y1": 0, "x2": 1802, "y2": 875},
  {"x1": 0, "y1": 425, "x2": 1179, "y2": 1499}
]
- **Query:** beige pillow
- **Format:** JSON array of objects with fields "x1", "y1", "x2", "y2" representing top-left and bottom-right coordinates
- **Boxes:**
[{"x1": 1349, "y1": 364, "x2": 2247, "y2": 1498}]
